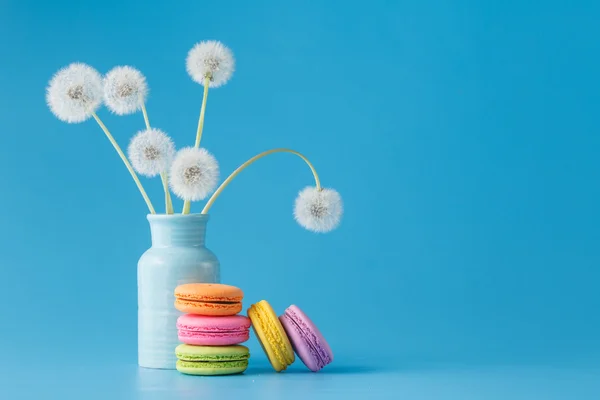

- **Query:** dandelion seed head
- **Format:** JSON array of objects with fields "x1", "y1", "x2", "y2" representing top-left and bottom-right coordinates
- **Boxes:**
[
  {"x1": 294, "y1": 187, "x2": 343, "y2": 233},
  {"x1": 186, "y1": 41, "x2": 235, "y2": 88},
  {"x1": 46, "y1": 63, "x2": 103, "y2": 123},
  {"x1": 104, "y1": 66, "x2": 148, "y2": 115},
  {"x1": 67, "y1": 85, "x2": 84, "y2": 100},
  {"x1": 184, "y1": 165, "x2": 203, "y2": 183},
  {"x1": 128, "y1": 128, "x2": 175, "y2": 177},
  {"x1": 118, "y1": 83, "x2": 134, "y2": 97},
  {"x1": 170, "y1": 147, "x2": 220, "y2": 201},
  {"x1": 143, "y1": 146, "x2": 160, "y2": 161}
]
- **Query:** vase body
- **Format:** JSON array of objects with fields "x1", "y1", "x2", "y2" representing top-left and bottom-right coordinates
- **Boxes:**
[{"x1": 138, "y1": 214, "x2": 220, "y2": 369}]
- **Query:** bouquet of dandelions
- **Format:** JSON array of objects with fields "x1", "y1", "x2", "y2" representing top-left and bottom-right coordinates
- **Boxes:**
[{"x1": 46, "y1": 41, "x2": 342, "y2": 233}]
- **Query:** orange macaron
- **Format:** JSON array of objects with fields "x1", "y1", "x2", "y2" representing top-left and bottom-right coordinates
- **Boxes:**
[{"x1": 175, "y1": 283, "x2": 243, "y2": 316}]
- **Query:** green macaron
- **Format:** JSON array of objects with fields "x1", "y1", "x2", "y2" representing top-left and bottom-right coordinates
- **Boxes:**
[{"x1": 175, "y1": 344, "x2": 250, "y2": 376}]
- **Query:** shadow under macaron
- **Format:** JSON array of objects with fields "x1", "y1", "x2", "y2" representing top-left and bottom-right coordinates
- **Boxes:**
[{"x1": 243, "y1": 360, "x2": 386, "y2": 375}]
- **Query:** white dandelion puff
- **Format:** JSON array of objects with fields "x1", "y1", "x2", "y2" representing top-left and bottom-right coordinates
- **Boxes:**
[
  {"x1": 186, "y1": 40, "x2": 235, "y2": 88},
  {"x1": 170, "y1": 147, "x2": 220, "y2": 201},
  {"x1": 128, "y1": 128, "x2": 175, "y2": 177},
  {"x1": 46, "y1": 63, "x2": 103, "y2": 123},
  {"x1": 103, "y1": 66, "x2": 148, "y2": 115},
  {"x1": 294, "y1": 187, "x2": 343, "y2": 233}
]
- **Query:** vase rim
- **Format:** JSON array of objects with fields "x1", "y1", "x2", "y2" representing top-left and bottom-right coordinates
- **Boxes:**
[{"x1": 147, "y1": 213, "x2": 210, "y2": 221}]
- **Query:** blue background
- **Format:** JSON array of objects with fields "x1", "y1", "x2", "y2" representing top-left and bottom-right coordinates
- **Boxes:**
[{"x1": 1, "y1": 0, "x2": 599, "y2": 398}]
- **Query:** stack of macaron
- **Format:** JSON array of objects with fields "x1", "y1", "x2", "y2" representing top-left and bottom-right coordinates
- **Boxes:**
[
  {"x1": 248, "y1": 300, "x2": 333, "y2": 372},
  {"x1": 173, "y1": 283, "x2": 251, "y2": 376}
]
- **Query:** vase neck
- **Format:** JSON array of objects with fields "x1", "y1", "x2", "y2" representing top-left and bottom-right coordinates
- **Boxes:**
[{"x1": 147, "y1": 214, "x2": 209, "y2": 247}]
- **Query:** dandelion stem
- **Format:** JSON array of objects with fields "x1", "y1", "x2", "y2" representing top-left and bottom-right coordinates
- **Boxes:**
[
  {"x1": 161, "y1": 172, "x2": 174, "y2": 214},
  {"x1": 201, "y1": 148, "x2": 321, "y2": 214},
  {"x1": 141, "y1": 102, "x2": 174, "y2": 214},
  {"x1": 141, "y1": 102, "x2": 151, "y2": 130},
  {"x1": 183, "y1": 75, "x2": 211, "y2": 215},
  {"x1": 91, "y1": 112, "x2": 156, "y2": 214},
  {"x1": 194, "y1": 76, "x2": 211, "y2": 148}
]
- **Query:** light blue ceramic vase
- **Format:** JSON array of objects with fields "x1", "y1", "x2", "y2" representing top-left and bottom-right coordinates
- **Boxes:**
[{"x1": 137, "y1": 214, "x2": 220, "y2": 369}]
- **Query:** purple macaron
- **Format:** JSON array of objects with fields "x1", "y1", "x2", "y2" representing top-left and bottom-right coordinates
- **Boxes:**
[{"x1": 279, "y1": 305, "x2": 333, "y2": 372}]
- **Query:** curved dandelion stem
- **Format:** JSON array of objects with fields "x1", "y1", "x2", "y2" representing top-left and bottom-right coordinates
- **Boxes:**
[
  {"x1": 91, "y1": 112, "x2": 156, "y2": 214},
  {"x1": 201, "y1": 148, "x2": 321, "y2": 214},
  {"x1": 183, "y1": 75, "x2": 211, "y2": 214},
  {"x1": 161, "y1": 172, "x2": 174, "y2": 214},
  {"x1": 141, "y1": 102, "x2": 174, "y2": 214}
]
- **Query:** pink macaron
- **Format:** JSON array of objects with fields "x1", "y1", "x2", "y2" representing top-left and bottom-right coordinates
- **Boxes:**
[
  {"x1": 177, "y1": 314, "x2": 251, "y2": 346},
  {"x1": 279, "y1": 305, "x2": 333, "y2": 372}
]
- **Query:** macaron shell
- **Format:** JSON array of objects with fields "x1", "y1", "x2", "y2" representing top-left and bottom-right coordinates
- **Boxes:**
[
  {"x1": 178, "y1": 330, "x2": 249, "y2": 346},
  {"x1": 176, "y1": 360, "x2": 248, "y2": 376},
  {"x1": 175, "y1": 283, "x2": 244, "y2": 303},
  {"x1": 280, "y1": 313, "x2": 319, "y2": 371},
  {"x1": 177, "y1": 314, "x2": 251, "y2": 331},
  {"x1": 279, "y1": 305, "x2": 333, "y2": 372},
  {"x1": 177, "y1": 314, "x2": 250, "y2": 345},
  {"x1": 287, "y1": 305, "x2": 333, "y2": 361},
  {"x1": 175, "y1": 344, "x2": 250, "y2": 362},
  {"x1": 247, "y1": 300, "x2": 295, "y2": 372}
]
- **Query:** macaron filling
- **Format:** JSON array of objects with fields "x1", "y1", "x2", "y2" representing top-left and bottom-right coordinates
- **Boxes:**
[
  {"x1": 174, "y1": 298, "x2": 243, "y2": 315},
  {"x1": 178, "y1": 327, "x2": 247, "y2": 334},
  {"x1": 176, "y1": 352, "x2": 250, "y2": 362},
  {"x1": 175, "y1": 300, "x2": 242, "y2": 309},
  {"x1": 177, "y1": 299, "x2": 241, "y2": 304},
  {"x1": 282, "y1": 309, "x2": 331, "y2": 369},
  {"x1": 176, "y1": 323, "x2": 249, "y2": 333},
  {"x1": 177, "y1": 360, "x2": 249, "y2": 368},
  {"x1": 177, "y1": 329, "x2": 249, "y2": 342}
]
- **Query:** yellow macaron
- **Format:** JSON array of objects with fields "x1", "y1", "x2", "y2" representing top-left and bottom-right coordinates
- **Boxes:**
[{"x1": 247, "y1": 300, "x2": 295, "y2": 372}]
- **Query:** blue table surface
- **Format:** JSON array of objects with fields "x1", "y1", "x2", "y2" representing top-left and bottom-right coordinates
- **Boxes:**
[{"x1": 2, "y1": 357, "x2": 599, "y2": 400}]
